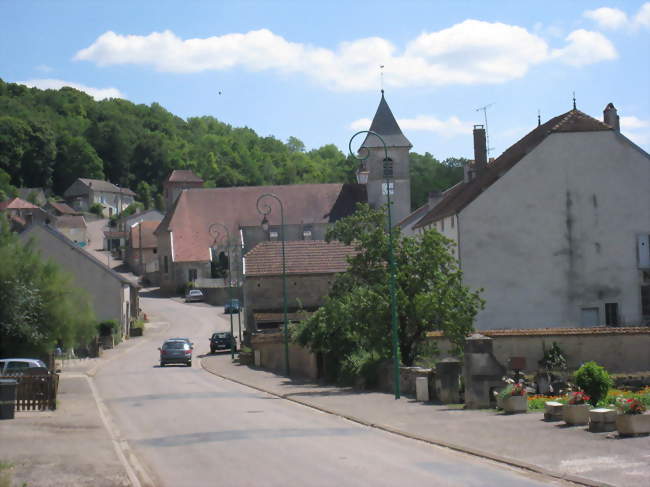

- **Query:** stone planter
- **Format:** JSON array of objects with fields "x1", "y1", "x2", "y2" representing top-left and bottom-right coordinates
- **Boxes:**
[
  {"x1": 544, "y1": 401, "x2": 564, "y2": 421},
  {"x1": 616, "y1": 413, "x2": 650, "y2": 436},
  {"x1": 588, "y1": 408, "x2": 617, "y2": 432},
  {"x1": 503, "y1": 395, "x2": 527, "y2": 414},
  {"x1": 563, "y1": 404, "x2": 590, "y2": 425}
]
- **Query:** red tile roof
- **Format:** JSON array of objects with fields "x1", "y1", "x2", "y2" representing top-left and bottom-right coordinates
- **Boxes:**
[
  {"x1": 244, "y1": 240, "x2": 357, "y2": 276},
  {"x1": 55, "y1": 215, "x2": 86, "y2": 229},
  {"x1": 48, "y1": 201, "x2": 77, "y2": 215},
  {"x1": 130, "y1": 221, "x2": 159, "y2": 249},
  {"x1": 157, "y1": 183, "x2": 366, "y2": 263},
  {"x1": 0, "y1": 197, "x2": 40, "y2": 210},
  {"x1": 414, "y1": 109, "x2": 613, "y2": 229},
  {"x1": 165, "y1": 170, "x2": 204, "y2": 183}
]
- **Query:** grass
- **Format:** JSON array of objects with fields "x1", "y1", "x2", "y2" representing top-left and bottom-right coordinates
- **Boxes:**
[{"x1": 0, "y1": 461, "x2": 13, "y2": 487}]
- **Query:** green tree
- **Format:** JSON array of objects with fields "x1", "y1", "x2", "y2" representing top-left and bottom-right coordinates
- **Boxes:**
[
  {"x1": 295, "y1": 204, "x2": 483, "y2": 380},
  {"x1": 409, "y1": 153, "x2": 465, "y2": 209},
  {"x1": 0, "y1": 216, "x2": 96, "y2": 356},
  {"x1": 0, "y1": 168, "x2": 16, "y2": 200},
  {"x1": 53, "y1": 134, "x2": 104, "y2": 195}
]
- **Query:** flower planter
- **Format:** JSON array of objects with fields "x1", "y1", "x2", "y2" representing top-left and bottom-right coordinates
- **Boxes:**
[
  {"x1": 616, "y1": 413, "x2": 650, "y2": 436},
  {"x1": 503, "y1": 395, "x2": 527, "y2": 414},
  {"x1": 563, "y1": 404, "x2": 590, "y2": 425}
]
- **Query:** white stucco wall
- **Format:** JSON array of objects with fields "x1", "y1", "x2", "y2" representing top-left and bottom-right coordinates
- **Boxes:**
[{"x1": 459, "y1": 131, "x2": 650, "y2": 330}]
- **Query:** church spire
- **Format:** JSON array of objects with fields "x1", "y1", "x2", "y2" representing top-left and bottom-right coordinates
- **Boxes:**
[{"x1": 362, "y1": 91, "x2": 412, "y2": 149}]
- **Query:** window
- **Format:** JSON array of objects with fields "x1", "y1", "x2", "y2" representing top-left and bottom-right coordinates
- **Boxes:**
[
  {"x1": 188, "y1": 269, "x2": 198, "y2": 282},
  {"x1": 269, "y1": 231, "x2": 279, "y2": 241},
  {"x1": 303, "y1": 224, "x2": 313, "y2": 240},
  {"x1": 605, "y1": 303, "x2": 619, "y2": 326},
  {"x1": 580, "y1": 307, "x2": 599, "y2": 327},
  {"x1": 451, "y1": 216, "x2": 455, "y2": 229},
  {"x1": 642, "y1": 286, "x2": 650, "y2": 317},
  {"x1": 163, "y1": 256, "x2": 169, "y2": 274},
  {"x1": 153, "y1": 248, "x2": 157, "y2": 254},
  {"x1": 441, "y1": 219, "x2": 445, "y2": 231}
]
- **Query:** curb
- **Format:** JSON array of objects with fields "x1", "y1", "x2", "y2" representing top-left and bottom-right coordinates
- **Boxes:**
[{"x1": 201, "y1": 358, "x2": 615, "y2": 487}]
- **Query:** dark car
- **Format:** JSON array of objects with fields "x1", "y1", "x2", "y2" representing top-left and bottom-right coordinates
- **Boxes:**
[
  {"x1": 210, "y1": 332, "x2": 236, "y2": 353},
  {"x1": 159, "y1": 339, "x2": 193, "y2": 367},
  {"x1": 224, "y1": 299, "x2": 240, "y2": 314},
  {"x1": 185, "y1": 289, "x2": 204, "y2": 303}
]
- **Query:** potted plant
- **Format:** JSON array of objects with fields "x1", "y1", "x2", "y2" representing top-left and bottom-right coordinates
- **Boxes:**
[
  {"x1": 500, "y1": 381, "x2": 528, "y2": 414},
  {"x1": 563, "y1": 390, "x2": 590, "y2": 425},
  {"x1": 615, "y1": 397, "x2": 650, "y2": 436}
]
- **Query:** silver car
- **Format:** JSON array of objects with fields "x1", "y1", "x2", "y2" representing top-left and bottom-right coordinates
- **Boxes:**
[
  {"x1": 185, "y1": 289, "x2": 204, "y2": 302},
  {"x1": 159, "y1": 340, "x2": 193, "y2": 367},
  {"x1": 0, "y1": 358, "x2": 48, "y2": 376}
]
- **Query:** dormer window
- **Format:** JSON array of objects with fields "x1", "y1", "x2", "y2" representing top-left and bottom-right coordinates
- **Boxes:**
[
  {"x1": 269, "y1": 231, "x2": 279, "y2": 241},
  {"x1": 303, "y1": 224, "x2": 313, "y2": 240}
]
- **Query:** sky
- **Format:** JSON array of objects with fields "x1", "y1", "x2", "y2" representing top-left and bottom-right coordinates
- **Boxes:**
[{"x1": 1, "y1": 1, "x2": 649, "y2": 160}]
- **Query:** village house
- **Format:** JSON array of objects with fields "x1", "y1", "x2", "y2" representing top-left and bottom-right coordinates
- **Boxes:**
[
  {"x1": 53, "y1": 214, "x2": 88, "y2": 246},
  {"x1": 20, "y1": 223, "x2": 139, "y2": 339},
  {"x1": 0, "y1": 197, "x2": 52, "y2": 227},
  {"x1": 63, "y1": 178, "x2": 135, "y2": 217},
  {"x1": 163, "y1": 169, "x2": 204, "y2": 210},
  {"x1": 126, "y1": 220, "x2": 160, "y2": 278},
  {"x1": 44, "y1": 200, "x2": 79, "y2": 217},
  {"x1": 242, "y1": 240, "x2": 357, "y2": 332},
  {"x1": 410, "y1": 103, "x2": 650, "y2": 330}
]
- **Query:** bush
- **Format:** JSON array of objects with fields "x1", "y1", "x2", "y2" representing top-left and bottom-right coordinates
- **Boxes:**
[
  {"x1": 97, "y1": 319, "x2": 119, "y2": 337},
  {"x1": 574, "y1": 361, "x2": 613, "y2": 406},
  {"x1": 89, "y1": 203, "x2": 104, "y2": 217},
  {"x1": 338, "y1": 350, "x2": 383, "y2": 388}
]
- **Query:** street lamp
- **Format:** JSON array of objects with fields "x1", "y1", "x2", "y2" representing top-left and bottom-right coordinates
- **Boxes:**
[
  {"x1": 209, "y1": 222, "x2": 235, "y2": 359},
  {"x1": 256, "y1": 193, "x2": 289, "y2": 376},
  {"x1": 349, "y1": 130, "x2": 401, "y2": 399}
]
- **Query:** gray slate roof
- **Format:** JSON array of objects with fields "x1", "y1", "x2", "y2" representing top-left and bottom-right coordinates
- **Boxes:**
[{"x1": 361, "y1": 92, "x2": 412, "y2": 149}]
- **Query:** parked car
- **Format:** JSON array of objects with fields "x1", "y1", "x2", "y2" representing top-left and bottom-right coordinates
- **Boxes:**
[
  {"x1": 224, "y1": 298, "x2": 240, "y2": 314},
  {"x1": 159, "y1": 339, "x2": 193, "y2": 367},
  {"x1": 185, "y1": 289, "x2": 204, "y2": 302},
  {"x1": 210, "y1": 332, "x2": 237, "y2": 353},
  {"x1": 0, "y1": 358, "x2": 48, "y2": 376}
]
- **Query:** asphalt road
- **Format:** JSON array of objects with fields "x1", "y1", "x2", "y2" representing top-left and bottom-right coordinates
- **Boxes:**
[{"x1": 92, "y1": 292, "x2": 567, "y2": 487}]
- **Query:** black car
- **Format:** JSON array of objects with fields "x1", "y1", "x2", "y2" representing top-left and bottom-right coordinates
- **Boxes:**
[{"x1": 210, "y1": 332, "x2": 236, "y2": 353}]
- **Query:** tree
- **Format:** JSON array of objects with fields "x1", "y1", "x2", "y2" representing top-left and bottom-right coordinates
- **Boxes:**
[
  {"x1": 295, "y1": 204, "x2": 483, "y2": 381},
  {"x1": 53, "y1": 134, "x2": 104, "y2": 195},
  {"x1": 0, "y1": 216, "x2": 96, "y2": 356},
  {"x1": 409, "y1": 153, "x2": 465, "y2": 209}
]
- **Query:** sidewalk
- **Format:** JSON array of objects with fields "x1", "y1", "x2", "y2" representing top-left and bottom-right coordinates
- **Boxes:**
[
  {"x1": 0, "y1": 362, "x2": 130, "y2": 486},
  {"x1": 202, "y1": 354, "x2": 650, "y2": 487}
]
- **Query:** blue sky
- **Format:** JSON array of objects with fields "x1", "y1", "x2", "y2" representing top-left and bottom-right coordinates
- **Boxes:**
[{"x1": 2, "y1": 1, "x2": 649, "y2": 160}]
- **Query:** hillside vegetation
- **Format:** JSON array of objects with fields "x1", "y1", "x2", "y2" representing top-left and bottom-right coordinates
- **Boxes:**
[{"x1": 0, "y1": 79, "x2": 464, "y2": 209}]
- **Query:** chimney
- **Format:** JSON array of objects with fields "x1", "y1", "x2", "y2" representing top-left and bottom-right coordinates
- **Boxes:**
[
  {"x1": 603, "y1": 103, "x2": 620, "y2": 132},
  {"x1": 473, "y1": 125, "x2": 487, "y2": 173}
]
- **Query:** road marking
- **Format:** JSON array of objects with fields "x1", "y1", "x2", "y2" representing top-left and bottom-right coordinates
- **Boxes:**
[{"x1": 87, "y1": 375, "x2": 156, "y2": 487}]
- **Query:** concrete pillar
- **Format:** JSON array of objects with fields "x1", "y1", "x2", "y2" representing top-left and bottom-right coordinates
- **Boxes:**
[
  {"x1": 463, "y1": 334, "x2": 506, "y2": 409},
  {"x1": 435, "y1": 357, "x2": 462, "y2": 404}
]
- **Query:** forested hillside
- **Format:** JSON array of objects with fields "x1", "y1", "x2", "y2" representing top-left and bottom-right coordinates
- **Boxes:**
[{"x1": 0, "y1": 78, "x2": 464, "y2": 209}]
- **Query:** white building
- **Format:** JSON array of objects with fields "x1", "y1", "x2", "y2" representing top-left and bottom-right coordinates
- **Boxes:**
[{"x1": 413, "y1": 104, "x2": 650, "y2": 330}]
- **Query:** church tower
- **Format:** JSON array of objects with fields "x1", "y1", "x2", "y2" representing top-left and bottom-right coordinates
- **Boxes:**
[{"x1": 358, "y1": 91, "x2": 412, "y2": 225}]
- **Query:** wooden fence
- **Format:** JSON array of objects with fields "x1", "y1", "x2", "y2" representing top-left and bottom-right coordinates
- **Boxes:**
[{"x1": 0, "y1": 374, "x2": 59, "y2": 411}]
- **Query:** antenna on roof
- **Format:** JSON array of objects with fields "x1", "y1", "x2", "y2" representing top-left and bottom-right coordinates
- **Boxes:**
[
  {"x1": 475, "y1": 103, "x2": 494, "y2": 158},
  {"x1": 572, "y1": 91, "x2": 576, "y2": 110},
  {"x1": 537, "y1": 110, "x2": 541, "y2": 127},
  {"x1": 380, "y1": 65, "x2": 385, "y2": 94}
]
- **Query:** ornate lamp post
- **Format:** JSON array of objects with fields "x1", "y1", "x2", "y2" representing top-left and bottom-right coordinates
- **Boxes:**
[
  {"x1": 209, "y1": 222, "x2": 235, "y2": 359},
  {"x1": 349, "y1": 130, "x2": 400, "y2": 399},
  {"x1": 256, "y1": 193, "x2": 289, "y2": 376}
]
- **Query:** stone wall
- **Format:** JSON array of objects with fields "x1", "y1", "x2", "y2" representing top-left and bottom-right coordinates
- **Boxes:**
[
  {"x1": 427, "y1": 327, "x2": 650, "y2": 373},
  {"x1": 250, "y1": 331, "x2": 318, "y2": 380}
]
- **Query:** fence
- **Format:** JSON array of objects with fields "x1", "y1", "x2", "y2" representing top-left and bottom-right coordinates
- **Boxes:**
[{"x1": 0, "y1": 374, "x2": 59, "y2": 411}]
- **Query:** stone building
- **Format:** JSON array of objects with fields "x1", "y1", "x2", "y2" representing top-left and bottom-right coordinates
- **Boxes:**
[
  {"x1": 63, "y1": 178, "x2": 135, "y2": 217},
  {"x1": 411, "y1": 103, "x2": 650, "y2": 330},
  {"x1": 163, "y1": 169, "x2": 204, "y2": 211},
  {"x1": 243, "y1": 240, "x2": 356, "y2": 332}
]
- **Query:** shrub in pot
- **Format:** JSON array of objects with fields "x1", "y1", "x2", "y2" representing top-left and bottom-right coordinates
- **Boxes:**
[{"x1": 574, "y1": 361, "x2": 612, "y2": 407}]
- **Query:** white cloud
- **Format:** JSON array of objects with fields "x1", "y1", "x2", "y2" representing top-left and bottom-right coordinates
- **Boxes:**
[
  {"x1": 35, "y1": 64, "x2": 53, "y2": 73},
  {"x1": 583, "y1": 7, "x2": 629, "y2": 30},
  {"x1": 74, "y1": 21, "x2": 619, "y2": 92},
  {"x1": 349, "y1": 114, "x2": 472, "y2": 137},
  {"x1": 551, "y1": 30, "x2": 617, "y2": 67},
  {"x1": 620, "y1": 115, "x2": 650, "y2": 147},
  {"x1": 621, "y1": 115, "x2": 650, "y2": 130},
  {"x1": 583, "y1": 3, "x2": 650, "y2": 31},
  {"x1": 18, "y1": 79, "x2": 124, "y2": 100}
]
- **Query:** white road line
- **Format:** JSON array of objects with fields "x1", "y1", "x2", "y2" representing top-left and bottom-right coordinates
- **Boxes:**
[{"x1": 87, "y1": 375, "x2": 156, "y2": 487}]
